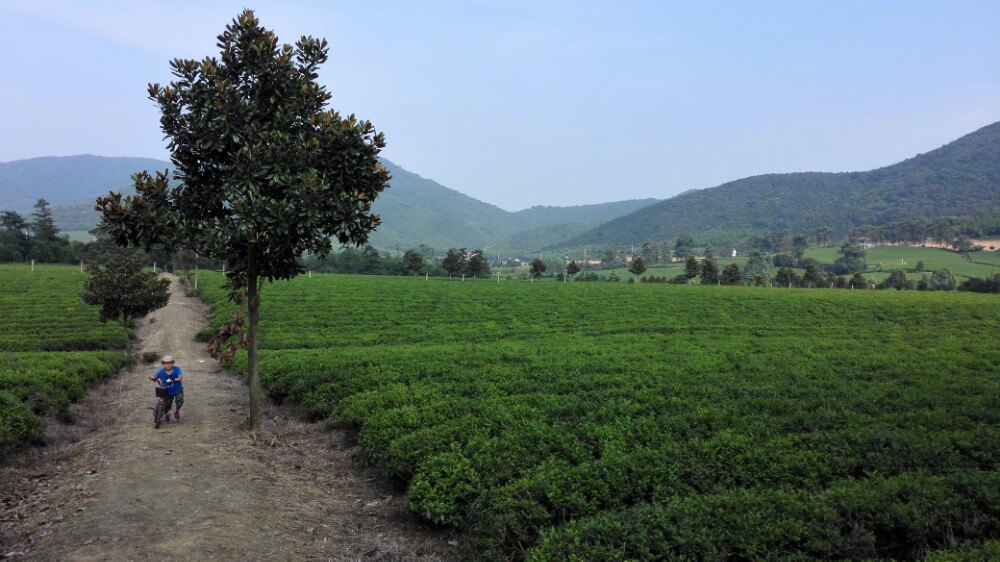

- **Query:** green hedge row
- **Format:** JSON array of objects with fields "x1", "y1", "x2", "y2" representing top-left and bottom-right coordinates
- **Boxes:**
[{"x1": 197, "y1": 271, "x2": 1000, "y2": 558}]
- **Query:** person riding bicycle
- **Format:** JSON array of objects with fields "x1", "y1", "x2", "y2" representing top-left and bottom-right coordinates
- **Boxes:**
[{"x1": 149, "y1": 355, "x2": 184, "y2": 423}]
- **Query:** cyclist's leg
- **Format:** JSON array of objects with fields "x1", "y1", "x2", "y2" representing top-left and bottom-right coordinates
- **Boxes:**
[
  {"x1": 173, "y1": 390, "x2": 184, "y2": 415},
  {"x1": 163, "y1": 394, "x2": 175, "y2": 417}
]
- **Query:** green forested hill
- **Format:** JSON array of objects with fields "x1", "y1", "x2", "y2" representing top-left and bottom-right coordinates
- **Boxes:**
[
  {"x1": 554, "y1": 121, "x2": 1000, "y2": 248},
  {"x1": 0, "y1": 155, "x2": 656, "y2": 251},
  {"x1": 0, "y1": 155, "x2": 172, "y2": 212}
]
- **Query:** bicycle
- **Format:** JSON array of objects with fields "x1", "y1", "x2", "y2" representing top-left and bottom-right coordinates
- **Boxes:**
[{"x1": 152, "y1": 377, "x2": 178, "y2": 429}]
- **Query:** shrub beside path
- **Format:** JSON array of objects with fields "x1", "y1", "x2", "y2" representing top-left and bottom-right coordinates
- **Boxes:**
[{"x1": 1, "y1": 274, "x2": 453, "y2": 560}]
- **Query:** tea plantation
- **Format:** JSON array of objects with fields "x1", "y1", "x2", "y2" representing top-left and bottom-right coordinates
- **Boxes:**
[
  {"x1": 197, "y1": 272, "x2": 1000, "y2": 559},
  {"x1": 0, "y1": 265, "x2": 132, "y2": 451}
]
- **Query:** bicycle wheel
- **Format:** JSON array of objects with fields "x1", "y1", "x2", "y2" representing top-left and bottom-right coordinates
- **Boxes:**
[{"x1": 154, "y1": 402, "x2": 165, "y2": 429}]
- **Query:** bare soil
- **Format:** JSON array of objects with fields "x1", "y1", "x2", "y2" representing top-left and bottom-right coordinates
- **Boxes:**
[{"x1": 1, "y1": 275, "x2": 455, "y2": 560}]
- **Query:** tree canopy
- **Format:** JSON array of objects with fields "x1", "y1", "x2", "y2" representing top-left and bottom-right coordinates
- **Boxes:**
[{"x1": 95, "y1": 10, "x2": 389, "y2": 429}]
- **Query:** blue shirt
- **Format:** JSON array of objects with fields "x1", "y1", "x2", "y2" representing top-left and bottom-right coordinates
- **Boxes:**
[{"x1": 155, "y1": 367, "x2": 183, "y2": 395}]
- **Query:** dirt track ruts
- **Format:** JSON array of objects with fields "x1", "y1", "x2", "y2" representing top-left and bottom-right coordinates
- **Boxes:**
[{"x1": 1, "y1": 274, "x2": 454, "y2": 560}]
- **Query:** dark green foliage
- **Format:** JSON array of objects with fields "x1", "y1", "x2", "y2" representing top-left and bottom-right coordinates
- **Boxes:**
[
  {"x1": 832, "y1": 242, "x2": 868, "y2": 275},
  {"x1": 879, "y1": 269, "x2": 913, "y2": 290},
  {"x1": 82, "y1": 248, "x2": 170, "y2": 326},
  {"x1": 772, "y1": 253, "x2": 796, "y2": 268},
  {"x1": 958, "y1": 273, "x2": 1000, "y2": 294},
  {"x1": 929, "y1": 268, "x2": 957, "y2": 291},
  {"x1": 674, "y1": 233, "x2": 694, "y2": 259},
  {"x1": 403, "y1": 250, "x2": 425, "y2": 276},
  {"x1": 916, "y1": 260, "x2": 926, "y2": 272},
  {"x1": 802, "y1": 263, "x2": 824, "y2": 288},
  {"x1": 559, "y1": 121, "x2": 1000, "y2": 246},
  {"x1": 773, "y1": 267, "x2": 798, "y2": 287},
  {"x1": 628, "y1": 256, "x2": 646, "y2": 277},
  {"x1": 529, "y1": 257, "x2": 547, "y2": 279},
  {"x1": 849, "y1": 272, "x2": 868, "y2": 289},
  {"x1": 466, "y1": 250, "x2": 490, "y2": 278},
  {"x1": 565, "y1": 260, "x2": 581, "y2": 277},
  {"x1": 742, "y1": 250, "x2": 771, "y2": 281},
  {"x1": 682, "y1": 256, "x2": 699, "y2": 280},
  {"x1": 699, "y1": 259, "x2": 719, "y2": 285},
  {"x1": 196, "y1": 272, "x2": 1000, "y2": 559},
  {"x1": 720, "y1": 263, "x2": 742, "y2": 285},
  {"x1": 442, "y1": 248, "x2": 466, "y2": 277}
]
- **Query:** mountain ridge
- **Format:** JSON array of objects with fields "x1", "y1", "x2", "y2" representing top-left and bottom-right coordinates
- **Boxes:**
[
  {"x1": 551, "y1": 121, "x2": 1000, "y2": 248},
  {"x1": 0, "y1": 155, "x2": 658, "y2": 251}
]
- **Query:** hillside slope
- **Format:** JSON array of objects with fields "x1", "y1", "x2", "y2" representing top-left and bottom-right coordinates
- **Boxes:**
[
  {"x1": 555, "y1": 121, "x2": 1000, "y2": 247},
  {"x1": 0, "y1": 155, "x2": 172, "y2": 211},
  {"x1": 0, "y1": 155, "x2": 656, "y2": 250}
]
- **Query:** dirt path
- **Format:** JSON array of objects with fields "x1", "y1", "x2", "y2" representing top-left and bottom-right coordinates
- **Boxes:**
[{"x1": 1, "y1": 275, "x2": 454, "y2": 560}]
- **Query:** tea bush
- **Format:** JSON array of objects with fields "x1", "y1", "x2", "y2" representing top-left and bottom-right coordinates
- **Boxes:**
[
  {"x1": 197, "y1": 271, "x2": 1000, "y2": 559},
  {"x1": 0, "y1": 265, "x2": 132, "y2": 452}
]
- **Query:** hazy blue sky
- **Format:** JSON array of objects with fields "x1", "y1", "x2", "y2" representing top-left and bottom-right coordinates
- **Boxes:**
[{"x1": 1, "y1": 1, "x2": 997, "y2": 210}]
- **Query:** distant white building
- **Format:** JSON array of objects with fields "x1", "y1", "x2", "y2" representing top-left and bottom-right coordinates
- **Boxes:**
[
  {"x1": 858, "y1": 237, "x2": 876, "y2": 250},
  {"x1": 731, "y1": 248, "x2": 737, "y2": 257}
]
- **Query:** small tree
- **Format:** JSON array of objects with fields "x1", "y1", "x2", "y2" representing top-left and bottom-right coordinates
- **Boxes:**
[
  {"x1": 659, "y1": 242, "x2": 672, "y2": 263},
  {"x1": 721, "y1": 263, "x2": 742, "y2": 285},
  {"x1": 674, "y1": 233, "x2": 694, "y2": 259},
  {"x1": 83, "y1": 248, "x2": 170, "y2": 359},
  {"x1": 832, "y1": 243, "x2": 867, "y2": 275},
  {"x1": 0, "y1": 211, "x2": 31, "y2": 259},
  {"x1": 683, "y1": 256, "x2": 699, "y2": 281},
  {"x1": 848, "y1": 272, "x2": 867, "y2": 289},
  {"x1": 442, "y1": 247, "x2": 466, "y2": 278},
  {"x1": 791, "y1": 233, "x2": 809, "y2": 263},
  {"x1": 773, "y1": 267, "x2": 798, "y2": 288},
  {"x1": 96, "y1": 10, "x2": 389, "y2": 430},
  {"x1": 467, "y1": 249, "x2": 490, "y2": 278},
  {"x1": 699, "y1": 259, "x2": 719, "y2": 285},
  {"x1": 915, "y1": 260, "x2": 926, "y2": 272},
  {"x1": 742, "y1": 250, "x2": 771, "y2": 281},
  {"x1": 529, "y1": 257, "x2": 547, "y2": 279},
  {"x1": 28, "y1": 199, "x2": 68, "y2": 263},
  {"x1": 929, "y1": 268, "x2": 956, "y2": 291},
  {"x1": 802, "y1": 263, "x2": 823, "y2": 288},
  {"x1": 566, "y1": 260, "x2": 581, "y2": 278},
  {"x1": 878, "y1": 269, "x2": 912, "y2": 290},
  {"x1": 403, "y1": 249, "x2": 424, "y2": 276},
  {"x1": 628, "y1": 256, "x2": 647, "y2": 277}
]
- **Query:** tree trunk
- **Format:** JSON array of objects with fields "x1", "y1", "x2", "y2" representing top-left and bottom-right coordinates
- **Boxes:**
[
  {"x1": 123, "y1": 317, "x2": 132, "y2": 369},
  {"x1": 247, "y1": 264, "x2": 262, "y2": 431}
]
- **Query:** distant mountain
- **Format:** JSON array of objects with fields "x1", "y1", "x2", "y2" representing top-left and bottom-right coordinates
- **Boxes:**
[
  {"x1": 0, "y1": 155, "x2": 172, "y2": 212},
  {"x1": 554, "y1": 121, "x2": 1000, "y2": 248},
  {"x1": 0, "y1": 155, "x2": 657, "y2": 251},
  {"x1": 491, "y1": 221, "x2": 602, "y2": 256}
]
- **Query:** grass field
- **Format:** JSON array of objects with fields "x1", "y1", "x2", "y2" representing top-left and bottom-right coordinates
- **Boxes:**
[
  {"x1": 197, "y1": 271, "x2": 1000, "y2": 559},
  {"x1": 0, "y1": 265, "x2": 132, "y2": 451},
  {"x1": 598, "y1": 246, "x2": 995, "y2": 284}
]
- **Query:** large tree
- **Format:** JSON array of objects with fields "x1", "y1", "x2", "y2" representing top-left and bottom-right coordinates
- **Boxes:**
[{"x1": 96, "y1": 10, "x2": 389, "y2": 429}]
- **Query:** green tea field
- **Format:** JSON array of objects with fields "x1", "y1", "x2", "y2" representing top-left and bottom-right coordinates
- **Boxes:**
[
  {"x1": 197, "y1": 271, "x2": 1000, "y2": 559},
  {"x1": 0, "y1": 265, "x2": 132, "y2": 451}
]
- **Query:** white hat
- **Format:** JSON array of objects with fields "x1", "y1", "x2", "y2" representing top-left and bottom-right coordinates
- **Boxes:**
[{"x1": 161, "y1": 355, "x2": 175, "y2": 364}]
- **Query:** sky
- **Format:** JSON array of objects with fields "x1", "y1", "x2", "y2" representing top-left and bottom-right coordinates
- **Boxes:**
[{"x1": 0, "y1": 1, "x2": 997, "y2": 211}]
